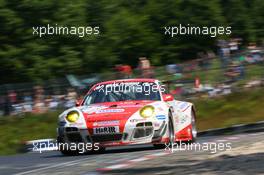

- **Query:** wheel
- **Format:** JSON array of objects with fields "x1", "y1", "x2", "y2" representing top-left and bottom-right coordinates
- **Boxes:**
[
  {"x1": 153, "y1": 144, "x2": 165, "y2": 149},
  {"x1": 57, "y1": 137, "x2": 79, "y2": 156},
  {"x1": 60, "y1": 149, "x2": 79, "y2": 156},
  {"x1": 59, "y1": 144, "x2": 79, "y2": 156}
]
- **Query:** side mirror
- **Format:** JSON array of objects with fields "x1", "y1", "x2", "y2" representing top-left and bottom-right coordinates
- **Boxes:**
[
  {"x1": 75, "y1": 99, "x2": 82, "y2": 107},
  {"x1": 162, "y1": 94, "x2": 174, "y2": 102}
]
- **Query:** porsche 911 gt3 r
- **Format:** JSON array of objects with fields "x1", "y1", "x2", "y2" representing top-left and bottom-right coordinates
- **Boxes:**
[{"x1": 57, "y1": 78, "x2": 197, "y2": 155}]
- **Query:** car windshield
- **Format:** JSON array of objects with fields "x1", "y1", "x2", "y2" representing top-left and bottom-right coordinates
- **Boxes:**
[{"x1": 83, "y1": 82, "x2": 161, "y2": 105}]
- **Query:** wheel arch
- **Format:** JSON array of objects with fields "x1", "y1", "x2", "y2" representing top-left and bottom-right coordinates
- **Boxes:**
[
  {"x1": 168, "y1": 107, "x2": 174, "y2": 122},
  {"x1": 168, "y1": 107, "x2": 176, "y2": 135},
  {"x1": 191, "y1": 104, "x2": 197, "y2": 120}
]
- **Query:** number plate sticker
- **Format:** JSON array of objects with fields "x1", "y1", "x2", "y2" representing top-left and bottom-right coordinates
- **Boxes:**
[{"x1": 93, "y1": 126, "x2": 119, "y2": 134}]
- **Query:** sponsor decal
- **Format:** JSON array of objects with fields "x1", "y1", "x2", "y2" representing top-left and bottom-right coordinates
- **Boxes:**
[
  {"x1": 156, "y1": 115, "x2": 166, "y2": 120},
  {"x1": 93, "y1": 120, "x2": 120, "y2": 127},
  {"x1": 153, "y1": 103, "x2": 162, "y2": 107},
  {"x1": 153, "y1": 102, "x2": 164, "y2": 108},
  {"x1": 93, "y1": 126, "x2": 119, "y2": 134},
  {"x1": 81, "y1": 106, "x2": 108, "y2": 114},
  {"x1": 69, "y1": 122, "x2": 83, "y2": 127},
  {"x1": 130, "y1": 118, "x2": 146, "y2": 122},
  {"x1": 117, "y1": 104, "x2": 143, "y2": 108},
  {"x1": 179, "y1": 102, "x2": 189, "y2": 110},
  {"x1": 96, "y1": 109, "x2": 125, "y2": 113}
]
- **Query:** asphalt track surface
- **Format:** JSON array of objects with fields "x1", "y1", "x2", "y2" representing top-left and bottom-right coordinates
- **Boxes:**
[{"x1": 0, "y1": 132, "x2": 263, "y2": 175}]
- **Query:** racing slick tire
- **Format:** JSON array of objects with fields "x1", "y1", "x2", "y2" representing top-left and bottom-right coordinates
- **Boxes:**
[
  {"x1": 59, "y1": 144, "x2": 80, "y2": 156},
  {"x1": 57, "y1": 136, "x2": 79, "y2": 156},
  {"x1": 60, "y1": 149, "x2": 79, "y2": 156}
]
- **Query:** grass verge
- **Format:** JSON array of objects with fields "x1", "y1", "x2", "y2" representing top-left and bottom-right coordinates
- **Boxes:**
[
  {"x1": 193, "y1": 88, "x2": 264, "y2": 130},
  {"x1": 0, "y1": 111, "x2": 60, "y2": 155}
]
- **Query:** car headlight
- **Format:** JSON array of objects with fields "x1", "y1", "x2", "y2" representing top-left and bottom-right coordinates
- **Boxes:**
[
  {"x1": 66, "y1": 111, "x2": 79, "y2": 123},
  {"x1": 140, "y1": 105, "x2": 155, "y2": 118}
]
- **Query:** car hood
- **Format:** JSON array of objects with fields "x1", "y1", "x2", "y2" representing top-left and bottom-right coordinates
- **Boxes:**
[{"x1": 79, "y1": 100, "x2": 154, "y2": 122}]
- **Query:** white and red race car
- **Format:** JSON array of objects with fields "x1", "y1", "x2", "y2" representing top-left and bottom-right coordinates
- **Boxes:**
[{"x1": 57, "y1": 78, "x2": 197, "y2": 155}]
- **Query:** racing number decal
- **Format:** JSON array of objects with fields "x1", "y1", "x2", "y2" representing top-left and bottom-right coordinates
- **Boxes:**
[{"x1": 93, "y1": 126, "x2": 119, "y2": 134}]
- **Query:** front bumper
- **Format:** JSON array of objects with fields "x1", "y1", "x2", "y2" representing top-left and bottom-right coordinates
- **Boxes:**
[{"x1": 57, "y1": 121, "x2": 157, "y2": 146}]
